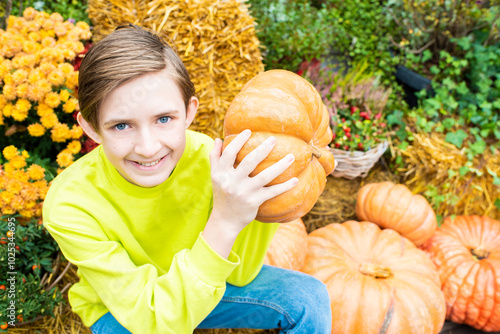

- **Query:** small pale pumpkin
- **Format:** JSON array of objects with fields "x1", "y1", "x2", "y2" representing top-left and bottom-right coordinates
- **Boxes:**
[
  {"x1": 302, "y1": 220, "x2": 446, "y2": 334},
  {"x1": 264, "y1": 218, "x2": 308, "y2": 271},
  {"x1": 422, "y1": 215, "x2": 500, "y2": 332},
  {"x1": 356, "y1": 181, "x2": 437, "y2": 246},
  {"x1": 223, "y1": 70, "x2": 336, "y2": 223}
]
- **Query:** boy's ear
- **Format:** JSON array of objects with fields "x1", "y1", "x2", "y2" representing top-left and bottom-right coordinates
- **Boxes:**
[
  {"x1": 77, "y1": 112, "x2": 102, "y2": 144},
  {"x1": 185, "y1": 96, "x2": 199, "y2": 129}
]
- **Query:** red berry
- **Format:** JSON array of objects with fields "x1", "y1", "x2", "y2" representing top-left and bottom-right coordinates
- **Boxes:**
[
  {"x1": 346, "y1": 132, "x2": 351, "y2": 138},
  {"x1": 335, "y1": 143, "x2": 341, "y2": 148},
  {"x1": 0, "y1": 285, "x2": 5, "y2": 290},
  {"x1": 343, "y1": 145, "x2": 349, "y2": 150},
  {"x1": 332, "y1": 133, "x2": 336, "y2": 139}
]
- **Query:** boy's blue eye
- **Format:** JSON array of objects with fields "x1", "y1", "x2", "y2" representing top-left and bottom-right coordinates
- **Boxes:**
[
  {"x1": 159, "y1": 116, "x2": 170, "y2": 123},
  {"x1": 115, "y1": 123, "x2": 128, "y2": 130}
]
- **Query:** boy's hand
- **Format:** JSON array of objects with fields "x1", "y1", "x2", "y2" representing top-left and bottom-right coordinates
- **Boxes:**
[{"x1": 208, "y1": 129, "x2": 298, "y2": 235}]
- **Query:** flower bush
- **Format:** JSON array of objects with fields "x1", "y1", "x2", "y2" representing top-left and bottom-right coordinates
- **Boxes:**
[
  {"x1": 0, "y1": 7, "x2": 91, "y2": 173},
  {"x1": 303, "y1": 60, "x2": 392, "y2": 152},
  {"x1": 0, "y1": 146, "x2": 63, "y2": 330},
  {"x1": 0, "y1": 145, "x2": 49, "y2": 219}
]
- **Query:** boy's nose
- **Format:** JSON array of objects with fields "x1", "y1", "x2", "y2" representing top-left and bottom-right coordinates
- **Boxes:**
[{"x1": 134, "y1": 131, "x2": 162, "y2": 158}]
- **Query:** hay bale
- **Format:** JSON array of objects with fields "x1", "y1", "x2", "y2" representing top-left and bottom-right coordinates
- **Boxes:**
[
  {"x1": 395, "y1": 131, "x2": 500, "y2": 220},
  {"x1": 302, "y1": 161, "x2": 401, "y2": 232},
  {"x1": 87, "y1": 0, "x2": 264, "y2": 139}
]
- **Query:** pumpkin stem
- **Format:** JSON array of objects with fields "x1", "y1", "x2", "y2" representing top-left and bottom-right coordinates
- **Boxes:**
[
  {"x1": 359, "y1": 263, "x2": 393, "y2": 279},
  {"x1": 471, "y1": 247, "x2": 490, "y2": 260},
  {"x1": 310, "y1": 145, "x2": 322, "y2": 159}
]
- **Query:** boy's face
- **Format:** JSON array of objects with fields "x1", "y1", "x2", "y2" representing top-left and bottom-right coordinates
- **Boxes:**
[{"x1": 78, "y1": 70, "x2": 198, "y2": 187}]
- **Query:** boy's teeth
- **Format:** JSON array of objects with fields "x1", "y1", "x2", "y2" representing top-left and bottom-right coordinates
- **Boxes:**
[{"x1": 138, "y1": 159, "x2": 160, "y2": 166}]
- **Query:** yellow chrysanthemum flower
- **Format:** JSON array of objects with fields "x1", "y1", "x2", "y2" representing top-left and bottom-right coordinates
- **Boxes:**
[
  {"x1": 1, "y1": 190, "x2": 14, "y2": 203},
  {"x1": 13, "y1": 54, "x2": 36, "y2": 69},
  {"x1": 12, "y1": 107, "x2": 29, "y2": 122},
  {"x1": 58, "y1": 62, "x2": 73, "y2": 75},
  {"x1": 27, "y1": 123, "x2": 46, "y2": 137},
  {"x1": 15, "y1": 98, "x2": 31, "y2": 113},
  {"x1": 28, "y1": 31, "x2": 41, "y2": 42},
  {"x1": 12, "y1": 69, "x2": 28, "y2": 84},
  {"x1": 65, "y1": 72, "x2": 78, "y2": 90},
  {"x1": 22, "y1": 150, "x2": 29, "y2": 159},
  {"x1": 59, "y1": 89, "x2": 70, "y2": 102},
  {"x1": 2, "y1": 84, "x2": 16, "y2": 100},
  {"x1": 62, "y1": 48, "x2": 76, "y2": 61},
  {"x1": 28, "y1": 69, "x2": 44, "y2": 84},
  {"x1": 2, "y1": 103, "x2": 14, "y2": 117},
  {"x1": 39, "y1": 61, "x2": 55, "y2": 75},
  {"x1": 3, "y1": 145, "x2": 19, "y2": 160},
  {"x1": 44, "y1": 91, "x2": 61, "y2": 108},
  {"x1": 63, "y1": 98, "x2": 77, "y2": 114},
  {"x1": 51, "y1": 122, "x2": 71, "y2": 142},
  {"x1": 50, "y1": 12, "x2": 64, "y2": 23},
  {"x1": 27, "y1": 84, "x2": 45, "y2": 102},
  {"x1": 76, "y1": 21, "x2": 90, "y2": 31},
  {"x1": 26, "y1": 20, "x2": 40, "y2": 33},
  {"x1": 71, "y1": 124, "x2": 83, "y2": 139},
  {"x1": 27, "y1": 164, "x2": 45, "y2": 180},
  {"x1": 42, "y1": 19, "x2": 55, "y2": 31},
  {"x1": 36, "y1": 103, "x2": 53, "y2": 117},
  {"x1": 3, "y1": 103, "x2": 14, "y2": 117},
  {"x1": 9, "y1": 156, "x2": 27, "y2": 170},
  {"x1": 66, "y1": 140, "x2": 81, "y2": 154},
  {"x1": 41, "y1": 36, "x2": 56, "y2": 48},
  {"x1": 16, "y1": 83, "x2": 29, "y2": 99},
  {"x1": 48, "y1": 69, "x2": 65, "y2": 86},
  {"x1": 54, "y1": 22, "x2": 67, "y2": 37},
  {"x1": 40, "y1": 111, "x2": 58, "y2": 129},
  {"x1": 3, "y1": 74, "x2": 14, "y2": 85},
  {"x1": 56, "y1": 150, "x2": 74, "y2": 168},
  {"x1": 23, "y1": 7, "x2": 37, "y2": 20},
  {"x1": 0, "y1": 95, "x2": 6, "y2": 109},
  {"x1": 22, "y1": 40, "x2": 41, "y2": 54}
]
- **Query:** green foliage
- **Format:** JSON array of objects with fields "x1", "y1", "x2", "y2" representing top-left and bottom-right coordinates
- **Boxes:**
[
  {"x1": 9, "y1": 0, "x2": 91, "y2": 25},
  {"x1": 247, "y1": 0, "x2": 335, "y2": 71},
  {"x1": 385, "y1": 0, "x2": 499, "y2": 57},
  {"x1": 413, "y1": 34, "x2": 500, "y2": 160},
  {"x1": 0, "y1": 216, "x2": 64, "y2": 329}
]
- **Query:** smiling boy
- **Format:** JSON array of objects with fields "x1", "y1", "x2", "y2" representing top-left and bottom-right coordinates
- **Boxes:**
[{"x1": 42, "y1": 24, "x2": 331, "y2": 334}]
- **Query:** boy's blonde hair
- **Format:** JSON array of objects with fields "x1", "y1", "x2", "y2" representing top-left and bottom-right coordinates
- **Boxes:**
[{"x1": 78, "y1": 24, "x2": 196, "y2": 132}]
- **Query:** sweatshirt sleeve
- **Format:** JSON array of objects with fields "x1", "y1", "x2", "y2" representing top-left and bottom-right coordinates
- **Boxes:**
[{"x1": 44, "y1": 209, "x2": 239, "y2": 334}]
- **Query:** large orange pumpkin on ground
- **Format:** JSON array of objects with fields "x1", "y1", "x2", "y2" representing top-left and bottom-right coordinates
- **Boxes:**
[
  {"x1": 356, "y1": 181, "x2": 437, "y2": 246},
  {"x1": 223, "y1": 70, "x2": 336, "y2": 223},
  {"x1": 302, "y1": 220, "x2": 446, "y2": 334},
  {"x1": 422, "y1": 215, "x2": 500, "y2": 332},
  {"x1": 264, "y1": 218, "x2": 308, "y2": 271}
]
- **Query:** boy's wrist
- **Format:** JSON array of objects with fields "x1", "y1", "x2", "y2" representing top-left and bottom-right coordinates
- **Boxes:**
[{"x1": 202, "y1": 214, "x2": 243, "y2": 259}]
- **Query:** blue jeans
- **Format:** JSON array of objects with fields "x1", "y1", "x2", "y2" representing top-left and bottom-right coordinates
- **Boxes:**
[{"x1": 90, "y1": 265, "x2": 331, "y2": 333}]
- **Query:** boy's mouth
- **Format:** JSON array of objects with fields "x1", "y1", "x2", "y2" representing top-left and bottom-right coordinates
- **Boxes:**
[
  {"x1": 133, "y1": 155, "x2": 166, "y2": 168},
  {"x1": 137, "y1": 158, "x2": 162, "y2": 167}
]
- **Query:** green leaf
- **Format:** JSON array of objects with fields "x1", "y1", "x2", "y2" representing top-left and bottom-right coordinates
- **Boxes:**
[
  {"x1": 468, "y1": 139, "x2": 486, "y2": 155},
  {"x1": 445, "y1": 130, "x2": 468, "y2": 148},
  {"x1": 442, "y1": 118, "x2": 456, "y2": 130},
  {"x1": 422, "y1": 49, "x2": 433, "y2": 63},
  {"x1": 459, "y1": 166, "x2": 469, "y2": 176},
  {"x1": 430, "y1": 65, "x2": 440, "y2": 75},
  {"x1": 495, "y1": 198, "x2": 500, "y2": 210}
]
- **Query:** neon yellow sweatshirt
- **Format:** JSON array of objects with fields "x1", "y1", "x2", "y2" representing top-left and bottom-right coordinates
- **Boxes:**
[{"x1": 42, "y1": 130, "x2": 279, "y2": 334}]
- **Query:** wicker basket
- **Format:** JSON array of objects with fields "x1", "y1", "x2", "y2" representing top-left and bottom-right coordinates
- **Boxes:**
[{"x1": 329, "y1": 141, "x2": 388, "y2": 179}]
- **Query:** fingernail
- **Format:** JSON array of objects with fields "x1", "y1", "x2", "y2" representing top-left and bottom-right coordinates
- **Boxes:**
[
  {"x1": 242, "y1": 129, "x2": 251, "y2": 136},
  {"x1": 266, "y1": 136, "x2": 277, "y2": 144},
  {"x1": 287, "y1": 154, "x2": 295, "y2": 162},
  {"x1": 292, "y1": 177, "x2": 299, "y2": 185}
]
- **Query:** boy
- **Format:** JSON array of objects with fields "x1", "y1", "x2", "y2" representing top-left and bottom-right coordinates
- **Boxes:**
[{"x1": 43, "y1": 24, "x2": 331, "y2": 334}]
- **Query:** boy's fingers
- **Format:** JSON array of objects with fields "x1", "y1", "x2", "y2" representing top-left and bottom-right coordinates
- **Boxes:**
[
  {"x1": 209, "y1": 138, "x2": 223, "y2": 167},
  {"x1": 237, "y1": 136, "x2": 277, "y2": 176},
  {"x1": 251, "y1": 153, "x2": 295, "y2": 186},
  {"x1": 219, "y1": 130, "x2": 252, "y2": 167},
  {"x1": 261, "y1": 177, "x2": 299, "y2": 202}
]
